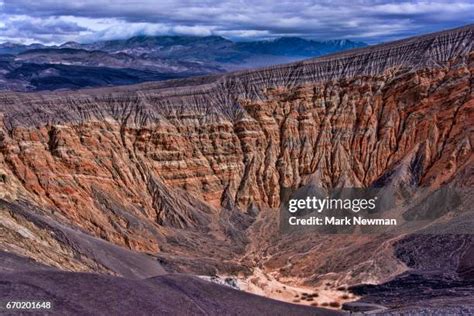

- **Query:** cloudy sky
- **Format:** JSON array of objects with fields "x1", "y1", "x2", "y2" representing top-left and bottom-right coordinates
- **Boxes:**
[{"x1": 0, "y1": 0, "x2": 472, "y2": 45}]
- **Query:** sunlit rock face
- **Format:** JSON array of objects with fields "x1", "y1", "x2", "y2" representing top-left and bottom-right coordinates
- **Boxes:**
[{"x1": 0, "y1": 25, "x2": 472, "y2": 305}]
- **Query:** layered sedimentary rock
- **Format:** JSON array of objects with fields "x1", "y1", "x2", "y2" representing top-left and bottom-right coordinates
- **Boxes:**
[{"x1": 0, "y1": 25, "x2": 473, "y2": 311}]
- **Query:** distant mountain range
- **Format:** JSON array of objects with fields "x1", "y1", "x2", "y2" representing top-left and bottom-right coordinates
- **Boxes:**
[{"x1": 0, "y1": 35, "x2": 366, "y2": 91}]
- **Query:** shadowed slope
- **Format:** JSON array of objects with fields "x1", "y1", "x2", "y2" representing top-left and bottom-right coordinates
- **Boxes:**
[{"x1": 0, "y1": 252, "x2": 340, "y2": 316}]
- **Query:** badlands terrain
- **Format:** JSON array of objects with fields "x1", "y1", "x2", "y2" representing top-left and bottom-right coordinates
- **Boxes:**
[{"x1": 0, "y1": 24, "x2": 473, "y2": 314}]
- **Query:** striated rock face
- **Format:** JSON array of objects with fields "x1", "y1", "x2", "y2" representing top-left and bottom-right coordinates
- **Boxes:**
[{"x1": 0, "y1": 25, "x2": 473, "y2": 308}]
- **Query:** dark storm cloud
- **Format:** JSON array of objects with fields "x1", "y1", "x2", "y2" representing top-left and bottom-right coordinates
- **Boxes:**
[
  {"x1": 0, "y1": 0, "x2": 473, "y2": 44},
  {"x1": 3, "y1": 19, "x2": 87, "y2": 35},
  {"x1": 0, "y1": 16, "x2": 89, "y2": 43}
]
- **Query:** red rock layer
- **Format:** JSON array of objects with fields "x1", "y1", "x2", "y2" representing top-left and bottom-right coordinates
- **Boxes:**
[{"x1": 0, "y1": 26, "x2": 472, "y2": 277}]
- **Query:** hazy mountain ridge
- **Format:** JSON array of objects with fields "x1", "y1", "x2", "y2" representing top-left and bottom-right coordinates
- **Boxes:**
[
  {"x1": 77, "y1": 35, "x2": 366, "y2": 61},
  {"x1": 0, "y1": 35, "x2": 366, "y2": 91}
]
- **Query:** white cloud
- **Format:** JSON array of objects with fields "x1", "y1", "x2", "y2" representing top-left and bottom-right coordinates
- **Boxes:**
[{"x1": 0, "y1": 0, "x2": 472, "y2": 44}]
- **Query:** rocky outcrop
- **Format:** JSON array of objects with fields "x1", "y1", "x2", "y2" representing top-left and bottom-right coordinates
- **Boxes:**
[{"x1": 0, "y1": 25, "x2": 472, "y2": 302}]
